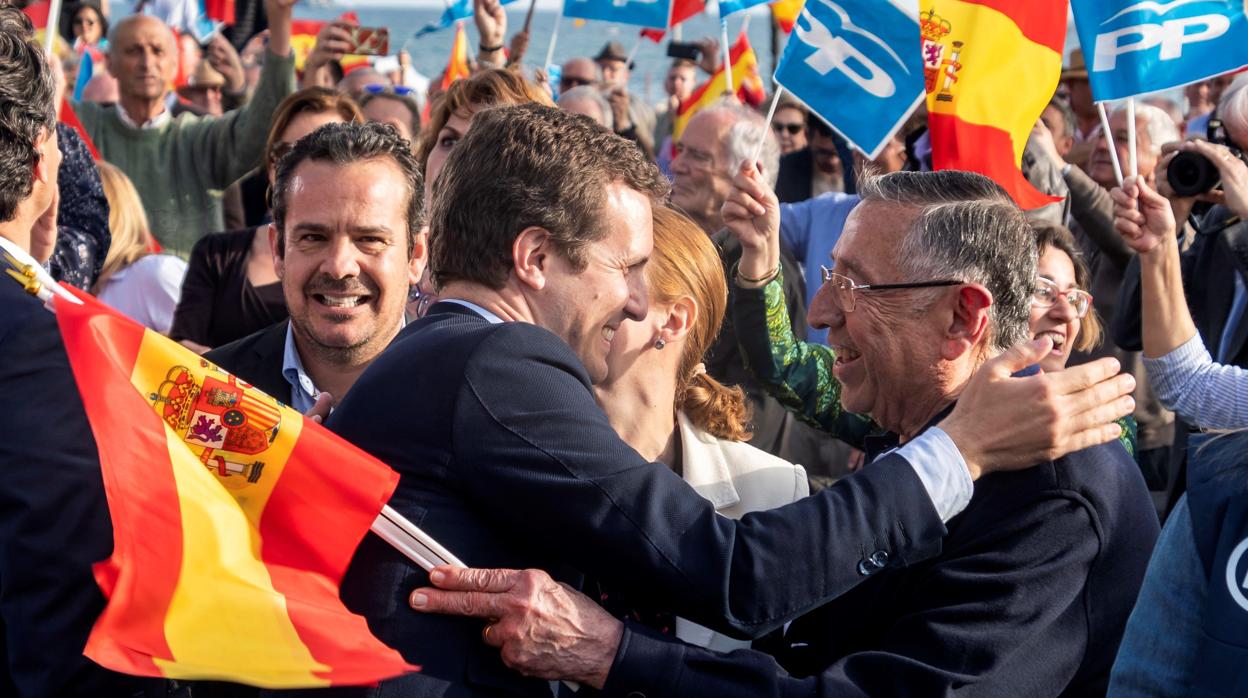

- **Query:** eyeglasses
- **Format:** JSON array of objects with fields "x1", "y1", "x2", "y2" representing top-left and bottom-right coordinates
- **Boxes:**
[
  {"x1": 559, "y1": 76, "x2": 595, "y2": 89},
  {"x1": 1031, "y1": 277, "x2": 1092, "y2": 318},
  {"x1": 363, "y1": 84, "x2": 417, "y2": 97},
  {"x1": 772, "y1": 122, "x2": 804, "y2": 135},
  {"x1": 820, "y1": 266, "x2": 962, "y2": 313}
]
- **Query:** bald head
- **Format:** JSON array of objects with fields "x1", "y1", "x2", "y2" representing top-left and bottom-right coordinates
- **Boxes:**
[
  {"x1": 559, "y1": 57, "x2": 599, "y2": 90},
  {"x1": 107, "y1": 15, "x2": 177, "y2": 102}
]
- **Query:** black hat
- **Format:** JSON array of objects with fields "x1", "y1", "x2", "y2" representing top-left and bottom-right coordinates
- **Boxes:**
[{"x1": 594, "y1": 41, "x2": 630, "y2": 63}]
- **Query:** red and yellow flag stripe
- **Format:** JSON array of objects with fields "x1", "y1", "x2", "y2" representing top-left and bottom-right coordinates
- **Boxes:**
[
  {"x1": 922, "y1": 0, "x2": 1065, "y2": 210},
  {"x1": 673, "y1": 31, "x2": 765, "y2": 141},
  {"x1": 56, "y1": 288, "x2": 413, "y2": 688}
]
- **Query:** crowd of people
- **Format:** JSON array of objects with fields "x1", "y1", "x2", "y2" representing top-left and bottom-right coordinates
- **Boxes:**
[{"x1": 2, "y1": 0, "x2": 1247, "y2": 694}]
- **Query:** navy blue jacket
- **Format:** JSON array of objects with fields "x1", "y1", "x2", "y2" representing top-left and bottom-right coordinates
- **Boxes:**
[
  {"x1": 598, "y1": 426, "x2": 1159, "y2": 697},
  {"x1": 320, "y1": 303, "x2": 949, "y2": 696},
  {"x1": 0, "y1": 273, "x2": 163, "y2": 696}
]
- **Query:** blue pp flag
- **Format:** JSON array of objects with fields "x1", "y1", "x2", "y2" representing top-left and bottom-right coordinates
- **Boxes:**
[
  {"x1": 1071, "y1": 0, "x2": 1248, "y2": 101},
  {"x1": 73, "y1": 49, "x2": 94, "y2": 102},
  {"x1": 773, "y1": 0, "x2": 923, "y2": 159},
  {"x1": 564, "y1": 0, "x2": 673, "y2": 29},
  {"x1": 717, "y1": 0, "x2": 769, "y2": 19},
  {"x1": 417, "y1": 0, "x2": 523, "y2": 38}
]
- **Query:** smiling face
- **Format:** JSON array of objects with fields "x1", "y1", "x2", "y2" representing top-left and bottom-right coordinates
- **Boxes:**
[
  {"x1": 808, "y1": 202, "x2": 946, "y2": 427},
  {"x1": 670, "y1": 110, "x2": 733, "y2": 233},
  {"x1": 274, "y1": 158, "x2": 423, "y2": 365},
  {"x1": 109, "y1": 16, "x2": 177, "y2": 102},
  {"x1": 1029, "y1": 246, "x2": 1082, "y2": 373},
  {"x1": 536, "y1": 183, "x2": 653, "y2": 384}
]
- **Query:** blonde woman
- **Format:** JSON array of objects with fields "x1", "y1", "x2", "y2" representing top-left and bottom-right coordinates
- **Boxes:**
[
  {"x1": 93, "y1": 162, "x2": 186, "y2": 334},
  {"x1": 593, "y1": 205, "x2": 808, "y2": 651}
]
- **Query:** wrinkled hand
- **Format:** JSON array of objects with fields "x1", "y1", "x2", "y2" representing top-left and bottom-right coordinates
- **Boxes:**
[
  {"x1": 1112, "y1": 176, "x2": 1176, "y2": 255},
  {"x1": 411, "y1": 567, "x2": 623, "y2": 689},
  {"x1": 29, "y1": 187, "x2": 58, "y2": 264},
  {"x1": 474, "y1": 0, "x2": 506, "y2": 50},
  {"x1": 206, "y1": 35, "x2": 245, "y2": 92},
  {"x1": 1184, "y1": 138, "x2": 1248, "y2": 219},
  {"x1": 939, "y1": 338, "x2": 1135, "y2": 479},
  {"x1": 1029, "y1": 118, "x2": 1063, "y2": 169},
  {"x1": 507, "y1": 30, "x2": 529, "y2": 65},
  {"x1": 722, "y1": 160, "x2": 780, "y2": 286},
  {"x1": 695, "y1": 36, "x2": 721, "y2": 74},
  {"x1": 606, "y1": 87, "x2": 631, "y2": 132}
]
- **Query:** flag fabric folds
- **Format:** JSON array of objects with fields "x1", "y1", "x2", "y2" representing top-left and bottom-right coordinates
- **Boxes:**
[
  {"x1": 770, "y1": 0, "x2": 802, "y2": 33},
  {"x1": 1070, "y1": 0, "x2": 1248, "y2": 101},
  {"x1": 564, "y1": 0, "x2": 674, "y2": 30},
  {"x1": 53, "y1": 287, "x2": 414, "y2": 688},
  {"x1": 718, "y1": 0, "x2": 770, "y2": 19},
  {"x1": 773, "y1": 0, "x2": 924, "y2": 159},
  {"x1": 59, "y1": 98, "x2": 101, "y2": 160},
  {"x1": 673, "y1": 30, "x2": 765, "y2": 140},
  {"x1": 641, "y1": 0, "x2": 706, "y2": 41},
  {"x1": 417, "y1": 0, "x2": 522, "y2": 38},
  {"x1": 920, "y1": 0, "x2": 1065, "y2": 210},
  {"x1": 440, "y1": 22, "x2": 472, "y2": 92}
]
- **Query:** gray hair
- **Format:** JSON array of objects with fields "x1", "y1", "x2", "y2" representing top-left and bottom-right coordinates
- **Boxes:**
[
  {"x1": 699, "y1": 99, "x2": 781, "y2": 189},
  {"x1": 557, "y1": 85, "x2": 613, "y2": 131},
  {"x1": 0, "y1": 6, "x2": 57, "y2": 223},
  {"x1": 1219, "y1": 73, "x2": 1248, "y2": 147},
  {"x1": 1111, "y1": 102, "x2": 1180, "y2": 155},
  {"x1": 857, "y1": 170, "x2": 1037, "y2": 351},
  {"x1": 107, "y1": 14, "x2": 176, "y2": 60},
  {"x1": 1047, "y1": 98, "x2": 1076, "y2": 140}
]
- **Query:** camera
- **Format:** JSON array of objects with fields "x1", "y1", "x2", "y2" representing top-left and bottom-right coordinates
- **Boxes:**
[{"x1": 1167, "y1": 117, "x2": 1247, "y2": 196}]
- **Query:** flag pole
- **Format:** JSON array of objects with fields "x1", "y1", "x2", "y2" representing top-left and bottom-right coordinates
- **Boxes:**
[
  {"x1": 1096, "y1": 102, "x2": 1124, "y2": 186},
  {"x1": 543, "y1": 0, "x2": 564, "y2": 72},
  {"x1": 752, "y1": 85, "x2": 783, "y2": 165},
  {"x1": 721, "y1": 17, "x2": 733, "y2": 95},
  {"x1": 626, "y1": 34, "x2": 643, "y2": 66},
  {"x1": 1126, "y1": 97, "x2": 1137, "y2": 181},
  {"x1": 43, "y1": 0, "x2": 63, "y2": 54}
]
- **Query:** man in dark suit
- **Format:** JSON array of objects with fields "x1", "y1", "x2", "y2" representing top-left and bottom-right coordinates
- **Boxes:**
[
  {"x1": 321, "y1": 105, "x2": 1139, "y2": 695},
  {"x1": 0, "y1": 9, "x2": 163, "y2": 695},
  {"x1": 206, "y1": 122, "x2": 425, "y2": 412},
  {"x1": 410, "y1": 170, "x2": 1158, "y2": 696}
]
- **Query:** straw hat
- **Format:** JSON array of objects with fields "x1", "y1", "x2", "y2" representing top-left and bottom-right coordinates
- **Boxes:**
[{"x1": 1061, "y1": 49, "x2": 1088, "y2": 81}]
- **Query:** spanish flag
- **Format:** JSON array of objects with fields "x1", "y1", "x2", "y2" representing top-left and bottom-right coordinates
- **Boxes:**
[
  {"x1": 641, "y1": 0, "x2": 707, "y2": 42},
  {"x1": 51, "y1": 287, "x2": 415, "y2": 687},
  {"x1": 770, "y1": 0, "x2": 802, "y2": 34},
  {"x1": 672, "y1": 31, "x2": 765, "y2": 141},
  {"x1": 440, "y1": 22, "x2": 472, "y2": 91},
  {"x1": 920, "y1": 0, "x2": 1065, "y2": 210}
]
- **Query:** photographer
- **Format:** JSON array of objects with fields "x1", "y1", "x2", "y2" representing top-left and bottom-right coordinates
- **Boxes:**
[{"x1": 1112, "y1": 75, "x2": 1248, "y2": 516}]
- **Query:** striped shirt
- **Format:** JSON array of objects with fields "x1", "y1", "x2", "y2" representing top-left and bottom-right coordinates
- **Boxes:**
[{"x1": 1143, "y1": 334, "x2": 1248, "y2": 430}]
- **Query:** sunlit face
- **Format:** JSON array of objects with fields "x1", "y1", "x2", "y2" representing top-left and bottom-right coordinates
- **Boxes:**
[
  {"x1": 108, "y1": 17, "x2": 177, "y2": 102},
  {"x1": 364, "y1": 97, "x2": 417, "y2": 146},
  {"x1": 1029, "y1": 246, "x2": 1083, "y2": 373},
  {"x1": 424, "y1": 107, "x2": 474, "y2": 202},
  {"x1": 535, "y1": 184, "x2": 653, "y2": 384},
  {"x1": 669, "y1": 110, "x2": 733, "y2": 233},
  {"x1": 275, "y1": 158, "x2": 423, "y2": 365},
  {"x1": 771, "y1": 106, "x2": 807, "y2": 155},
  {"x1": 665, "y1": 65, "x2": 696, "y2": 102},
  {"x1": 809, "y1": 203, "x2": 945, "y2": 427},
  {"x1": 1089, "y1": 110, "x2": 1157, "y2": 189},
  {"x1": 72, "y1": 6, "x2": 103, "y2": 45},
  {"x1": 598, "y1": 59, "x2": 628, "y2": 87}
]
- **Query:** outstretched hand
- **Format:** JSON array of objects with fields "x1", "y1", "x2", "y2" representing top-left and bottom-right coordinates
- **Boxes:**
[
  {"x1": 1111, "y1": 175, "x2": 1176, "y2": 255},
  {"x1": 411, "y1": 566, "x2": 622, "y2": 689},
  {"x1": 722, "y1": 160, "x2": 781, "y2": 286},
  {"x1": 940, "y1": 338, "x2": 1135, "y2": 479}
]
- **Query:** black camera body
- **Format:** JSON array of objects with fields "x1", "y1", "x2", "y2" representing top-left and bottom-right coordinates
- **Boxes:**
[{"x1": 1167, "y1": 117, "x2": 1247, "y2": 196}]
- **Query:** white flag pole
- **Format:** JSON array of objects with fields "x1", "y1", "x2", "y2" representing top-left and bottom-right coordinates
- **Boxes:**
[
  {"x1": 1096, "y1": 102, "x2": 1124, "y2": 187},
  {"x1": 626, "y1": 34, "x2": 644, "y2": 66},
  {"x1": 1126, "y1": 97, "x2": 1138, "y2": 181},
  {"x1": 752, "y1": 85, "x2": 783, "y2": 165},
  {"x1": 543, "y1": 0, "x2": 565, "y2": 72},
  {"x1": 721, "y1": 17, "x2": 733, "y2": 95},
  {"x1": 42, "y1": 0, "x2": 62, "y2": 55}
]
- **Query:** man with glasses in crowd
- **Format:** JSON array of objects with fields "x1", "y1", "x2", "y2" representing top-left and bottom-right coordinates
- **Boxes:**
[{"x1": 410, "y1": 168, "x2": 1158, "y2": 696}]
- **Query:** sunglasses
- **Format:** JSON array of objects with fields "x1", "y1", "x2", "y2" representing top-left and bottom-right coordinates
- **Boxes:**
[
  {"x1": 772, "y1": 122, "x2": 804, "y2": 135},
  {"x1": 559, "y1": 76, "x2": 595, "y2": 89},
  {"x1": 363, "y1": 84, "x2": 417, "y2": 97}
]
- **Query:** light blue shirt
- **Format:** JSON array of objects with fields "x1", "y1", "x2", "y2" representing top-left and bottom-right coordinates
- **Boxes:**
[
  {"x1": 1144, "y1": 332, "x2": 1248, "y2": 430},
  {"x1": 779, "y1": 192, "x2": 860, "y2": 346},
  {"x1": 281, "y1": 317, "x2": 406, "y2": 415}
]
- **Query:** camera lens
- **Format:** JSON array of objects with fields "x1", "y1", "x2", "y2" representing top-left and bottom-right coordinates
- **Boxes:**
[{"x1": 1167, "y1": 151, "x2": 1221, "y2": 197}]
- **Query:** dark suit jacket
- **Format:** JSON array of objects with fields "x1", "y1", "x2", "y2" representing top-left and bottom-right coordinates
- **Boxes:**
[
  {"x1": 0, "y1": 275, "x2": 162, "y2": 696},
  {"x1": 318, "y1": 303, "x2": 947, "y2": 695},
  {"x1": 1113, "y1": 207, "x2": 1248, "y2": 512},
  {"x1": 205, "y1": 320, "x2": 292, "y2": 405},
  {"x1": 600, "y1": 428, "x2": 1159, "y2": 697},
  {"x1": 776, "y1": 148, "x2": 815, "y2": 204}
]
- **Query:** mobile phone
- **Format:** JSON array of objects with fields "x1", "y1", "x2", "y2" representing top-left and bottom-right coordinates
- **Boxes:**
[
  {"x1": 666, "y1": 41, "x2": 701, "y2": 61},
  {"x1": 346, "y1": 27, "x2": 390, "y2": 56}
]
